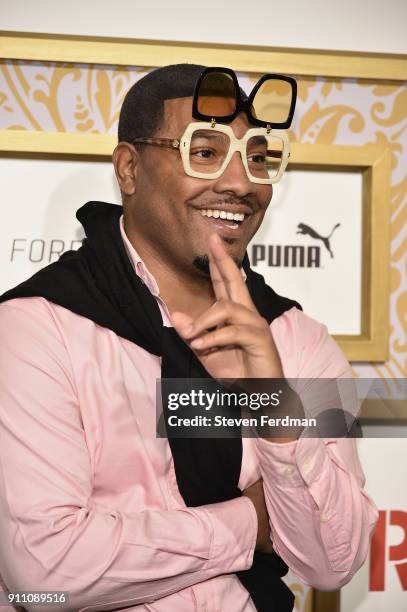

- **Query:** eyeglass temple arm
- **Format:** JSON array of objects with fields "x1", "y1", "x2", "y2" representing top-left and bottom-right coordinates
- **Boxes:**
[{"x1": 131, "y1": 137, "x2": 180, "y2": 149}]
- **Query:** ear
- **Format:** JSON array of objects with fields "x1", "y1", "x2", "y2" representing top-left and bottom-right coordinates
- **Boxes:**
[{"x1": 112, "y1": 142, "x2": 139, "y2": 196}]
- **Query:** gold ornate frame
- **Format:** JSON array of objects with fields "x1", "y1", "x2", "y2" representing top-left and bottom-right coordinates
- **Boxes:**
[
  {"x1": 2, "y1": 28, "x2": 403, "y2": 612},
  {"x1": 1, "y1": 31, "x2": 406, "y2": 80}
]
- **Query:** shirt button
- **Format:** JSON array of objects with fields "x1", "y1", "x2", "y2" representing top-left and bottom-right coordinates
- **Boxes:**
[
  {"x1": 302, "y1": 459, "x2": 312, "y2": 473},
  {"x1": 285, "y1": 465, "x2": 295, "y2": 475},
  {"x1": 320, "y1": 512, "x2": 332, "y2": 523}
]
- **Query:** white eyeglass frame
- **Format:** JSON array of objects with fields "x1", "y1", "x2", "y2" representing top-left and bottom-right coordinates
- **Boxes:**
[
  {"x1": 179, "y1": 122, "x2": 290, "y2": 184},
  {"x1": 132, "y1": 121, "x2": 291, "y2": 184}
]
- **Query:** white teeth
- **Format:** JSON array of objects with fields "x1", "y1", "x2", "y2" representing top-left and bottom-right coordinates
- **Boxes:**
[{"x1": 199, "y1": 209, "x2": 246, "y2": 222}]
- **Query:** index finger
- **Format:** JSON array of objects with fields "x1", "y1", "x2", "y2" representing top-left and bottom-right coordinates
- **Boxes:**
[
  {"x1": 209, "y1": 256, "x2": 229, "y2": 302},
  {"x1": 208, "y1": 233, "x2": 255, "y2": 310}
]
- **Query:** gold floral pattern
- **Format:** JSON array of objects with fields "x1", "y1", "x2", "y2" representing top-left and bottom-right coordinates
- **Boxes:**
[{"x1": 0, "y1": 60, "x2": 142, "y2": 133}]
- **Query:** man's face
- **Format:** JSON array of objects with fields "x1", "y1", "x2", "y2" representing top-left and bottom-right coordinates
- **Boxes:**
[{"x1": 125, "y1": 96, "x2": 273, "y2": 276}]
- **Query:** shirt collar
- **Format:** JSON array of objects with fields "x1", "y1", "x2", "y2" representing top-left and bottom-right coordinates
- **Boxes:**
[{"x1": 119, "y1": 215, "x2": 160, "y2": 296}]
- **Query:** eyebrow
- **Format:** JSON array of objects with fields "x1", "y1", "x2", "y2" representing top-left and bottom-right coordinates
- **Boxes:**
[
  {"x1": 190, "y1": 131, "x2": 281, "y2": 157},
  {"x1": 192, "y1": 131, "x2": 269, "y2": 144},
  {"x1": 248, "y1": 135, "x2": 282, "y2": 158},
  {"x1": 192, "y1": 131, "x2": 229, "y2": 141},
  {"x1": 248, "y1": 136, "x2": 268, "y2": 146}
]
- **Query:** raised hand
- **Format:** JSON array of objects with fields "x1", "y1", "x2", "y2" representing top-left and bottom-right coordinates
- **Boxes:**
[{"x1": 171, "y1": 233, "x2": 283, "y2": 380}]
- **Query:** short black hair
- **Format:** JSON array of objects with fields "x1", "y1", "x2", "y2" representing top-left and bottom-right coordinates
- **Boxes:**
[{"x1": 118, "y1": 63, "x2": 206, "y2": 143}]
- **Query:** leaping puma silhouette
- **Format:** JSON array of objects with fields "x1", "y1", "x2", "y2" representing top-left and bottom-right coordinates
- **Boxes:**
[{"x1": 296, "y1": 222, "x2": 340, "y2": 258}]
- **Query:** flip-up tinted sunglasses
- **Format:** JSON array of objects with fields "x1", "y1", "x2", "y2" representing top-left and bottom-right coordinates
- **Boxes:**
[{"x1": 192, "y1": 67, "x2": 297, "y2": 129}]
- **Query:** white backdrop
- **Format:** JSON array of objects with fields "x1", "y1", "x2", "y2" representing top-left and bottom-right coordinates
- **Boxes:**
[
  {"x1": 2, "y1": 158, "x2": 117, "y2": 292},
  {"x1": 252, "y1": 168, "x2": 362, "y2": 334},
  {"x1": 2, "y1": 0, "x2": 407, "y2": 53}
]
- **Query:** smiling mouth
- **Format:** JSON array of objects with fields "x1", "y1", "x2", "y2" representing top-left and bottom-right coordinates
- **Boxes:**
[{"x1": 197, "y1": 208, "x2": 249, "y2": 231}]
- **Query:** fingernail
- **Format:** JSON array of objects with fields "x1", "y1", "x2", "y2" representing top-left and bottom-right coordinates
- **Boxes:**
[{"x1": 191, "y1": 337, "x2": 203, "y2": 347}]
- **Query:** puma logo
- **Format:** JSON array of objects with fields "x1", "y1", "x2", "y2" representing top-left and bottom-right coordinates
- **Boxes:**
[{"x1": 296, "y1": 223, "x2": 340, "y2": 258}]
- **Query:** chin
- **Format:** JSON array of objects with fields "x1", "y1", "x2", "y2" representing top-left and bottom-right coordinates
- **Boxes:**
[{"x1": 222, "y1": 239, "x2": 247, "y2": 264}]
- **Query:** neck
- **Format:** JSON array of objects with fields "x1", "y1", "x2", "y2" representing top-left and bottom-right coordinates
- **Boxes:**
[{"x1": 123, "y1": 221, "x2": 216, "y2": 319}]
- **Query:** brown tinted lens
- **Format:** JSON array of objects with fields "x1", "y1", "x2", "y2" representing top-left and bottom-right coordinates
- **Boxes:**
[
  {"x1": 246, "y1": 134, "x2": 283, "y2": 179},
  {"x1": 188, "y1": 129, "x2": 230, "y2": 174},
  {"x1": 197, "y1": 72, "x2": 237, "y2": 117},
  {"x1": 251, "y1": 79, "x2": 292, "y2": 124}
]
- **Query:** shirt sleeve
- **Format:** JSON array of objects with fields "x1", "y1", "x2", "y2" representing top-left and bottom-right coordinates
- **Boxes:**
[
  {"x1": 0, "y1": 299, "x2": 257, "y2": 612},
  {"x1": 255, "y1": 308, "x2": 379, "y2": 591}
]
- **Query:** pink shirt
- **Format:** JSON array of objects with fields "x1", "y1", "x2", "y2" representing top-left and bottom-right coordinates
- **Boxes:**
[{"x1": 0, "y1": 215, "x2": 378, "y2": 611}]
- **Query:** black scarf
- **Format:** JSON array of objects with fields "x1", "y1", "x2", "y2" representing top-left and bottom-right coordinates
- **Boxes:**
[{"x1": 0, "y1": 201, "x2": 300, "y2": 611}]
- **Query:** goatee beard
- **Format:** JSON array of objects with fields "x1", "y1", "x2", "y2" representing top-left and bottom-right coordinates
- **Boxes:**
[{"x1": 193, "y1": 254, "x2": 243, "y2": 275}]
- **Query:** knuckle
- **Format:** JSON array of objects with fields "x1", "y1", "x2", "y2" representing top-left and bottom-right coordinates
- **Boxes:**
[
  {"x1": 218, "y1": 297, "x2": 232, "y2": 312},
  {"x1": 233, "y1": 325, "x2": 245, "y2": 340}
]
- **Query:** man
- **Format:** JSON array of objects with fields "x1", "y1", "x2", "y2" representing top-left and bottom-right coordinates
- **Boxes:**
[{"x1": 0, "y1": 64, "x2": 378, "y2": 611}]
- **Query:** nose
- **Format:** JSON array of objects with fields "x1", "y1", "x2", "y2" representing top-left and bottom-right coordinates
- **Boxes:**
[{"x1": 212, "y1": 150, "x2": 255, "y2": 198}]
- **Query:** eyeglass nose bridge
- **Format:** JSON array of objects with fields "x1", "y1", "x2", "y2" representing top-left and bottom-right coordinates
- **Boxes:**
[{"x1": 217, "y1": 137, "x2": 255, "y2": 184}]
